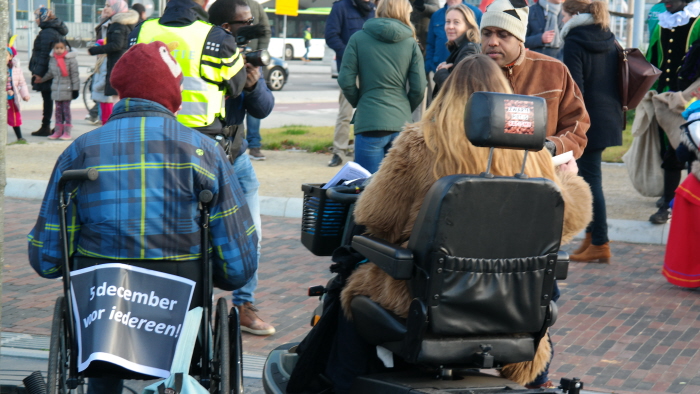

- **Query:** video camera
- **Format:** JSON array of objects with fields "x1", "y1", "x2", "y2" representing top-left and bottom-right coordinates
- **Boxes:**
[{"x1": 236, "y1": 25, "x2": 271, "y2": 68}]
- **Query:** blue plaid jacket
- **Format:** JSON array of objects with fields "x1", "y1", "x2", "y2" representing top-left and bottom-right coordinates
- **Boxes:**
[{"x1": 28, "y1": 98, "x2": 258, "y2": 291}]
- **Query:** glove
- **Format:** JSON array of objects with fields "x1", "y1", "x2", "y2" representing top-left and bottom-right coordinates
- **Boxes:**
[
  {"x1": 413, "y1": 0, "x2": 425, "y2": 12},
  {"x1": 72, "y1": 90, "x2": 79, "y2": 100},
  {"x1": 544, "y1": 140, "x2": 557, "y2": 156}
]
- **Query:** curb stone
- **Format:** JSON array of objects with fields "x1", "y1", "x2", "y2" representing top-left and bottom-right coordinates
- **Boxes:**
[{"x1": 5, "y1": 178, "x2": 667, "y2": 245}]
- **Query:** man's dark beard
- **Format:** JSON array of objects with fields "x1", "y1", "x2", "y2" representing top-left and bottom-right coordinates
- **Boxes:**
[{"x1": 353, "y1": 0, "x2": 373, "y2": 17}]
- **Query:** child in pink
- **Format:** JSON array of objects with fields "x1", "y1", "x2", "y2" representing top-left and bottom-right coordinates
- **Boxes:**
[
  {"x1": 6, "y1": 46, "x2": 30, "y2": 142},
  {"x1": 37, "y1": 39, "x2": 80, "y2": 140}
]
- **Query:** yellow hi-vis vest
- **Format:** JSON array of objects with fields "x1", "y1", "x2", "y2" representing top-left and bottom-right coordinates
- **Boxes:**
[{"x1": 136, "y1": 19, "x2": 225, "y2": 128}]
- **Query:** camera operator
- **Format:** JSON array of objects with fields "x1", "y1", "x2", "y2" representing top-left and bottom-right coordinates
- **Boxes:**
[{"x1": 209, "y1": 0, "x2": 276, "y2": 336}]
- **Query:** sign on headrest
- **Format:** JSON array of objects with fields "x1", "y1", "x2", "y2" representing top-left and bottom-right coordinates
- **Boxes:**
[{"x1": 465, "y1": 92, "x2": 547, "y2": 150}]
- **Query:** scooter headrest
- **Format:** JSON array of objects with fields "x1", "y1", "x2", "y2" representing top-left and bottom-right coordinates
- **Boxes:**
[{"x1": 465, "y1": 92, "x2": 548, "y2": 151}]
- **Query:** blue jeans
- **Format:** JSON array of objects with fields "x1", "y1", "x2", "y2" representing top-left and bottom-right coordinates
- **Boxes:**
[
  {"x1": 577, "y1": 149, "x2": 608, "y2": 245},
  {"x1": 354, "y1": 132, "x2": 398, "y2": 174},
  {"x1": 246, "y1": 115, "x2": 262, "y2": 149},
  {"x1": 232, "y1": 154, "x2": 262, "y2": 305}
]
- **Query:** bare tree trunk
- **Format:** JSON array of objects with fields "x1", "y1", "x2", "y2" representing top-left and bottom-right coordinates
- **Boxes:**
[{"x1": 0, "y1": 0, "x2": 9, "y2": 328}]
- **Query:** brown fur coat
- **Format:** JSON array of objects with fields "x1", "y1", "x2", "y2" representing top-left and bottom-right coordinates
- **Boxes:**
[{"x1": 340, "y1": 124, "x2": 592, "y2": 385}]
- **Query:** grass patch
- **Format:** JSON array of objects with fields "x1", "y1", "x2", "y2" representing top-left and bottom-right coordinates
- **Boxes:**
[
  {"x1": 260, "y1": 117, "x2": 635, "y2": 160},
  {"x1": 261, "y1": 125, "x2": 347, "y2": 152}
]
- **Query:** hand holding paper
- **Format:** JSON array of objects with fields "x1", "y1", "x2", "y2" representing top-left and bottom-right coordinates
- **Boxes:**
[{"x1": 553, "y1": 151, "x2": 578, "y2": 174}]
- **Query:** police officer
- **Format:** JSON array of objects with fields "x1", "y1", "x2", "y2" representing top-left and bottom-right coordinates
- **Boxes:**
[{"x1": 129, "y1": 0, "x2": 247, "y2": 156}]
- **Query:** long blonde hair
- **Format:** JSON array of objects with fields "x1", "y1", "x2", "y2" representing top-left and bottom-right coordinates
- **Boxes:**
[
  {"x1": 421, "y1": 54, "x2": 557, "y2": 181},
  {"x1": 563, "y1": 0, "x2": 610, "y2": 30},
  {"x1": 446, "y1": 4, "x2": 480, "y2": 43},
  {"x1": 376, "y1": 0, "x2": 416, "y2": 39}
]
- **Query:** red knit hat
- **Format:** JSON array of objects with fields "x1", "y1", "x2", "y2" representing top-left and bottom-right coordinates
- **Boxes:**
[{"x1": 110, "y1": 42, "x2": 183, "y2": 113}]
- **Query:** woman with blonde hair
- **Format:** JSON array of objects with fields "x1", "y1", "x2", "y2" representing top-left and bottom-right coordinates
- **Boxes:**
[
  {"x1": 560, "y1": 0, "x2": 622, "y2": 262},
  {"x1": 338, "y1": 0, "x2": 426, "y2": 173},
  {"x1": 326, "y1": 54, "x2": 593, "y2": 390},
  {"x1": 432, "y1": 4, "x2": 481, "y2": 97}
]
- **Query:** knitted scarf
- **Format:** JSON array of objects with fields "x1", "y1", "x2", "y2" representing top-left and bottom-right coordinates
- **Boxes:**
[
  {"x1": 54, "y1": 52, "x2": 69, "y2": 77},
  {"x1": 353, "y1": 0, "x2": 373, "y2": 17},
  {"x1": 541, "y1": 0, "x2": 563, "y2": 49}
]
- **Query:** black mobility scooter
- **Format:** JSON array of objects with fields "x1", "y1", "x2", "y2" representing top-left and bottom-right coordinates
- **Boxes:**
[
  {"x1": 263, "y1": 92, "x2": 584, "y2": 394},
  {"x1": 46, "y1": 169, "x2": 243, "y2": 394}
]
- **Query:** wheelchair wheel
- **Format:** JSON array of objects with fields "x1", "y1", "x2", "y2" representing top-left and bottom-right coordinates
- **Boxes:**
[
  {"x1": 229, "y1": 304, "x2": 243, "y2": 394},
  {"x1": 211, "y1": 298, "x2": 233, "y2": 394},
  {"x1": 47, "y1": 297, "x2": 84, "y2": 394},
  {"x1": 82, "y1": 74, "x2": 95, "y2": 113}
]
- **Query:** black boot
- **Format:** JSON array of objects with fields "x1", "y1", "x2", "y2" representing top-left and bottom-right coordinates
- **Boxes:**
[
  {"x1": 650, "y1": 169, "x2": 682, "y2": 224},
  {"x1": 31, "y1": 124, "x2": 51, "y2": 136},
  {"x1": 328, "y1": 153, "x2": 342, "y2": 167}
]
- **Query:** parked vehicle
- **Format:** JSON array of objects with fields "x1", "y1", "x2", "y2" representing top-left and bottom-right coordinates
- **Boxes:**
[{"x1": 264, "y1": 56, "x2": 289, "y2": 91}]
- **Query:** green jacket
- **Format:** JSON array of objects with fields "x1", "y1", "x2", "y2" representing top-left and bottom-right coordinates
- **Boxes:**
[{"x1": 339, "y1": 18, "x2": 426, "y2": 134}]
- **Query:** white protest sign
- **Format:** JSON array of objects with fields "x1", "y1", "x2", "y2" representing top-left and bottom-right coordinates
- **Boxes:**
[{"x1": 70, "y1": 263, "x2": 195, "y2": 378}]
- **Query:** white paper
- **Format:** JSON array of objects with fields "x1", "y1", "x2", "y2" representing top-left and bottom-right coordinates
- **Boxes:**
[
  {"x1": 552, "y1": 151, "x2": 574, "y2": 167},
  {"x1": 322, "y1": 162, "x2": 371, "y2": 189},
  {"x1": 376, "y1": 346, "x2": 394, "y2": 368}
]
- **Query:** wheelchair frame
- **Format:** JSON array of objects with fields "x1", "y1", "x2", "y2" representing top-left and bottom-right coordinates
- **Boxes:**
[{"x1": 47, "y1": 169, "x2": 243, "y2": 394}]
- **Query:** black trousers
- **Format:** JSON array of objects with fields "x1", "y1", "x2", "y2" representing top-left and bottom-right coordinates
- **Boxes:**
[
  {"x1": 577, "y1": 149, "x2": 609, "y2": 245},
  {"x1": 41, "y1": 89, "x2": 53, "y2": 127},
  {"x1": 659, "y1": 127, "x2": 685, "y2": 208}
]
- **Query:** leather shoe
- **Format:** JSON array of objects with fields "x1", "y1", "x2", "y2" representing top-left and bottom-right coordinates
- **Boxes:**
[
  {"x1": 571, "y1": 243, "x2": 611, "y2": 263},
  {"x1": 31, "y1": 125, "x2": 51, "y2": 136},
  {"x1": 649, "y1": 207, "x2": 670, "y2": 224},
  {"x1": 328, "y1": 153, "x2": 342, "y2": 167},
  {"x1": 236, "y1": 302, "x2": 275, "y2": 336},
  {"x1": 656, "y1": 197, "x2": 664, "y2": 208},
  {"x1": 248, "y1": 148, "x2": 266, "y2": 161},
  {"x1": 525, "y1": 380, "x2": 556, "y2": 389},
  {"x1": 573, "y1": 232, "x2": 592, "y2": 255}
]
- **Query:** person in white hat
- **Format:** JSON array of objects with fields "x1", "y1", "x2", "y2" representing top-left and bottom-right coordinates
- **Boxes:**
[{"x1": 480, "y1": 0, "x2": 590, "y2": 160}]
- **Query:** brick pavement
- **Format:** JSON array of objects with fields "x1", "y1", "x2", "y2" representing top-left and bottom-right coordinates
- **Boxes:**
[{"x1": 2, "y1": 197, "x2": 700, "y2": 393}]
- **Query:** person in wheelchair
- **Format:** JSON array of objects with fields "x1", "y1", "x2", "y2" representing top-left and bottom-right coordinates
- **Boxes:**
[
  {"x1": 326, "y1": 54, "x2": 593, "y2": 392},
  {"x1": 27, "y1": 42, "x2": 258, "y2": 393}
]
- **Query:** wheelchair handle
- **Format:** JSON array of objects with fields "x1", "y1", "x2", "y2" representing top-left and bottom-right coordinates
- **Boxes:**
[
  {"x1": 58, "y1": 168, "x2": 99, "y2": 186},
  {"x1": 325, "y1": 185, "x2": 362, "y2": 204},
  {"x1": 199, "y1": 190, "x2": 213, "y2": 204}
]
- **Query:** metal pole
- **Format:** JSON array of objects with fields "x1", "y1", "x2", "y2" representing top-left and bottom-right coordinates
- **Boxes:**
[
  {"x1": 632, "y1": 0, "x2": 645, "y2": 48},
  {"x1": 28, "y1": 0, "x2": 34, "y2": 64},
  {"x1": 282, "y1": 14, "x2": 287, "y2": 61},
  {"x1": 10, "y1": 0, "x2": 15, "y2": 35},
  {"x1": 626, "y1": 0, "x2": 634, "y2": 48}
]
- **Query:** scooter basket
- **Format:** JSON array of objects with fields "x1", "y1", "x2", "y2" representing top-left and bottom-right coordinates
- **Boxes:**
[{"x1": 301, "y1": 183, "x2": 351, "y2": 256}]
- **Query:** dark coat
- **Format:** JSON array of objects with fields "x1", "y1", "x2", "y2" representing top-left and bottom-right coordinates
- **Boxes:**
[
  {"x1": 524, "y1": 2, "x2": 563, "y2": 59},
  {"x1": 89, "y1": 10, "x2": 140, "y2": 96},
  {"x1": 424, "y1": 2, "x2": 482, "y2": 73},
  {"x1": 29, "y1": 18, "x2": 68, "y2": 92},
  {"x1": 325, "y1": 0, "x2": 376, "y2": 69},
  {"x1": 432, "y1": 35, "x2": 480, "y2": 97},
  {"x1": 562, "y1": 18, "x2": 623, "y2": 151}
]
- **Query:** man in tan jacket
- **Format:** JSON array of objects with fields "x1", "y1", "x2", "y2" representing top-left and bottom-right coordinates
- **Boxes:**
[{"x1": 480, "y1": 0, "x2": 590, "y2": 158}]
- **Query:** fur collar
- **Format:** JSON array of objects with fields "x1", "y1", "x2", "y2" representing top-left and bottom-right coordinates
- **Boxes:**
[
  {"x1": 112, "y1": 9, "x2": 139, "y2": 26},
  {"x1": 560, "y1": 13, "x2": 595, "y2": 39}
]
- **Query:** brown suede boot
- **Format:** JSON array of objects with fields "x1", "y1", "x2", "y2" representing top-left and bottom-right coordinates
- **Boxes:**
[
  {"x1": 571, "y1": 243, "x2": 611, "y2": 263},
  {"x1": 236, "y1": 302, "x2": 276, "y2": 336},
  {"x1": 572, "y1": 232, "x2": 592, "y2": 255}
]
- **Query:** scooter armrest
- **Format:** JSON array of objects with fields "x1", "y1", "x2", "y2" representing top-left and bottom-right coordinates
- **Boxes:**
[
  {"x1": 352, "y1": 235, "x2": 414, "y2": 280},
  {"x1": 556, "y1": 250, "x2": 569, "y2": 280}
]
